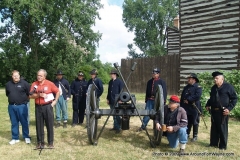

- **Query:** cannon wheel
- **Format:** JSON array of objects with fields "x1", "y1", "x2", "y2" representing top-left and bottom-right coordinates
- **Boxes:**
[
  {"x1": 153, "y1": 85, "x2": 164, "y2": 145},
  {"x1": 86, "y1": 84, "x2": 98, "y2": 145}
]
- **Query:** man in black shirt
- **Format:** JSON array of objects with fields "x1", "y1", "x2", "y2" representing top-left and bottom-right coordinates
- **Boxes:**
[
  {"x1": 5, "y1": 70, "x2": 31, "y2": 145},
  {"x1": 180, "y1": 73, "x2": 202, "y2": 142},
  {"x1": 107, "y1": 70, "x2": 123, "y2": 133},
  {"x1": 71, "y1": 71, "x2": 88, "y2": 126},
  {"x1": 206, "y1": 71, "x2": 238, "y2": 150},
  {"x1": 87, "y1": 69, "x2": 104, "y2": 105},
  {"x1": 137, "y1": 68, "x2": 167, "y2": 131}
]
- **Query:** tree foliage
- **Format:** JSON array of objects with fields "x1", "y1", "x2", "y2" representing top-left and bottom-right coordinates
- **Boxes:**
[
  {"x1": 122, "y1": 0, "x2": 178, "y2": 58},
  {"x1": 0, "y1": 0, "x2": 107, "y2": 85}
]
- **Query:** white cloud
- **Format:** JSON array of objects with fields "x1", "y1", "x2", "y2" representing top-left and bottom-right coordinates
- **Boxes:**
[{"x1": 93, "y1": 0, "x2": 137, "y2": 65}]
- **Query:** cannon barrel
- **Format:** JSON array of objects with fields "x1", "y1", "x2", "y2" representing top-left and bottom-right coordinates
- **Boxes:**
[{"x1": 86, "y1": 62, "x2": 165, "y2": 148}]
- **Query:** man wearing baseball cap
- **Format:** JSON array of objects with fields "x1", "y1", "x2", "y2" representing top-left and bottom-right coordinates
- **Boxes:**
[
  {"x1": 137, "y1": 68, "x2": 167, "y2": 131},
  {"x1": 205, "y1": 71, "x2": 237, "y2": 150},
  {"x1": 155, "y1": 95, "x2": 188, "y2": 154}
]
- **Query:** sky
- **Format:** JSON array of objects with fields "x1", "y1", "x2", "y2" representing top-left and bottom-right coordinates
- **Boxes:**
[
  {"x1": 0, "y1": 0, "x2": 137, "y2": 65},
  {"x1": 93, "y1": 0, "x2": 137, "y2": 65}
]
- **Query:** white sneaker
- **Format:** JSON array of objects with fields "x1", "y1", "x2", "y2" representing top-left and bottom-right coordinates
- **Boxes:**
[
  {"x1": 25, "y1": 138, "x2": 31, "y2": 144},
  {"x1": 9, "y1": 139, "x2": 20, "y2": 145}
]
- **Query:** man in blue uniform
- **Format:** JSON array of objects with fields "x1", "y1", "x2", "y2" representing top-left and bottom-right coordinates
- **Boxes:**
[
  {"x1": 53, "y1": 70, "x2": 71, "y2": 128},
  {"x1": 5, "y1": 70, "x2": 31, "y2": 145},
  {"x1": 180, "y1": 73, "x2": 202, "y2": 142},
  {"x1": 206, "y1": 71, "x2": 237, "y2": 150},
  {"x1": 155, "y1": 95, "x2": 188, "y2": 154},
  {"x1": 107, "y1": 70, "x2": 123, "y2": 134},
  {"x1": 87, "y1": 69, "x2": 104, "y2": 105},
  {"x1": 137, "y1": 68, "x2": 167, "y2": 131},
  {"x1": 71, "y1": 71, "x2": 88, "y2": 126}
]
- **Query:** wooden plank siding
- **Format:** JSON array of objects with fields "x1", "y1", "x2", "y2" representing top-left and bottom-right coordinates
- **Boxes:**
[
  {"x1": 179, "y1": 0, "x2": 240, "y2": 88},
  {"x1": 121, "y1": 54, "x2": 180, "y2": 95},
  {"x1": 167, "y1": 27, "x2": 180, "y2": 55}
]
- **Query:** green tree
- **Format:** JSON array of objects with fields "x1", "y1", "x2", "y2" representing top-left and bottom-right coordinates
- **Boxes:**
[
  {"x1": 0, "y1": 0, "x2": 102, "y2": 83},
  {"x1": 122, "y1": 0, "x2": 178, "y2": 57}
]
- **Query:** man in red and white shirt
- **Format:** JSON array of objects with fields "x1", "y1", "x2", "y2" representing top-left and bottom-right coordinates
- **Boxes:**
[{"x1": 29, "y1": 69, "x2": 59, "y2": 149}]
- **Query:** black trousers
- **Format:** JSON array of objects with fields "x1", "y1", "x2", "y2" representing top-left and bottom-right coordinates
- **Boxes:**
[
  {"x1": 73, "y1": 100, "x2": 86, "y2": 124},
  {"x1": 210, "y1": 110, "x2": 228, "y2": 149},
  {"x1": 35, "y1": 104, "x2": 54, "y2": 145}
]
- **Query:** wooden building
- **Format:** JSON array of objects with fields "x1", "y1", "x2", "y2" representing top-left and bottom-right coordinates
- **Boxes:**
[{"x1": 179, "y1": 0, "x2": 240, "y2": 86}]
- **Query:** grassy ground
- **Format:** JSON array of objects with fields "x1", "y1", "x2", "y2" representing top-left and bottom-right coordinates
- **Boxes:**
[{"x1": 0, "y1": 86, "x2": 239, "y2": 160}]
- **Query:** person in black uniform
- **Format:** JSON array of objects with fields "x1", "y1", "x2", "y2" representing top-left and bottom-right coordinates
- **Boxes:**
[
  {"x1": 87, "y1": 69, "x2": 104, "y2": 105},
  {"x1": 107, "y1": 70, "x2": 123, "y2": 134},
  {"x1": 71, "y1": 71, "x2": 88, "y2": 127},
  {"x1": 5, "y1": 70, "x2": 31, "y2": 145},
  {"x1": 137, "y1": 68, "x2": 167, "y2": 131},
  {"x1": 180, "y1": 73, "x2": 202, "y2": 142},
  {"x1": 206, "y1": 71, "x2": 237, "y2": 150}
]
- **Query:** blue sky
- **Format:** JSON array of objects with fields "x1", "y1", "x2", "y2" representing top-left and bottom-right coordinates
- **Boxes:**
[
  {"x1": 0, "y1": 0, "x2": 137, "y2": 65},
  {"x1": 108, "y1": 0, "x2": 124, "y2": 6}
]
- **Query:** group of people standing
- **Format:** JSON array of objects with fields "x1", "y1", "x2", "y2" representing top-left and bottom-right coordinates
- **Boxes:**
[
  {"x1": 5, "y1": 67, "x2": 238, "y2": 153},
  {"x1": 138, "y1": 68, "x2": 237, "y2": 154}
]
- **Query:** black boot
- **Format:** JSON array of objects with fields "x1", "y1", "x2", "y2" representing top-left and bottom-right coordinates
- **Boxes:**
[
  {"x1": 191, "y1": 124, "x2": 198, "y2": 142},
  {"x1": 187, "y1": 124, "x2": 192, "y2": 138}
]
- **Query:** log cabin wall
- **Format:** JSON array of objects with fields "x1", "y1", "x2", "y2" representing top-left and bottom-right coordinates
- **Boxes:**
[{"x1": 179, "y1": 0, "x2": 240, "y2": 88}]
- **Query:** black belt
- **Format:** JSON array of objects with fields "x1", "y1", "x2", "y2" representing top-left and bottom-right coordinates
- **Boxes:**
[
  {"x1": 9, "y1": 102, "x2": 27, "y2": 105},
  {"x1": 211, "y1": 107, "x2": 222, "y2": 111},
  {"x1": 35, "y1": 102, "x2": 52, "y2": 106}
]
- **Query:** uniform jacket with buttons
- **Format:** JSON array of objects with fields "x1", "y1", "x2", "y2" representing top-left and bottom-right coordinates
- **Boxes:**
[
  {"x1": 107, "y1": 78, "x2": 123, "y2": 104},
  {"x1": 145, "y1": 78, "x2": 167, "y2": 103},
  {"x1": 71, "y1": 78, "x2": 88, "y2": 103},
  {"x1": 206, "y1": 82, "x2": 237, "y2": 111},
  {"x1": 87, "y1": 77, "x2": 104, "y2": 98},
  {"x1": 180, "y1": 83, "x2": 202, "y2": 114}
]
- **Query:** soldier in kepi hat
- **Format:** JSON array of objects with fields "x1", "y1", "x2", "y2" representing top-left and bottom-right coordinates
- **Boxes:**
[
  {"x1": 70, "y1": 71, "x2": 88, "y2": 127},
  {"x1": 107, "y1": 70, "x2": 123, "y2": 134},
  {"x1": 137, "y1": 68, "x2": 167, "y2": 131},
  {"x1": 205, "y1": 71, "x2": 237, "y2": 150},
  {"x1": 155, "y1": 95, "x2": 188, "y2": 154},
  {"x1": 53, "y1": 70, "x2": 71, "y2": 128},
  {"x1": 180, "y1": 73, "x2": 202, "y2": 142},
  {"x1": 87, "y1": 69, "x2": 104, "y2": 106}
]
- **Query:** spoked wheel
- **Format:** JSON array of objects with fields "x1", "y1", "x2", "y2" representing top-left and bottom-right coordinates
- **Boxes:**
[
  {"x1": 86, "y1": 84, "x2": 99, "y2": 145},
  {"x1": 152, "y1": 85, "x2": 164, "y2": 146}
]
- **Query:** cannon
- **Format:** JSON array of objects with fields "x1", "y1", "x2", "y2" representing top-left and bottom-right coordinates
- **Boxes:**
[{"x1": 86, "y1": 62, "x2": 164, "y2": 147}]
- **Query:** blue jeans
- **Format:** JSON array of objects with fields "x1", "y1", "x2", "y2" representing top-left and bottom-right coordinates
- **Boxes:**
[
  {"x1": 167, "y1": 127, "x2": 188, "y2": 148},
  {"x1": 141, "y1": 100, "x2": 154, "y2": 129},
  {"x1": 27, "y1": 102, "x2": 30, "y2": 124},
  {"x1": 19, "y1": 102, "x2": 30, "y2": 125},
  {"x1": 55, "y1": 95, "x2": 68, "y2": 122},
  {"x1": 110, "y1": 104, "x2": 121, "y2": 130},
  {"x1": 8, "y1": 104, "x2": 30, "y2": 139}
]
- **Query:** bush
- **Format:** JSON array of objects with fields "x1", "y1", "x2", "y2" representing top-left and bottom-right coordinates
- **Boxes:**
[{"x1": 198, "y1": 70, "x2": 240, "y2": 119}]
